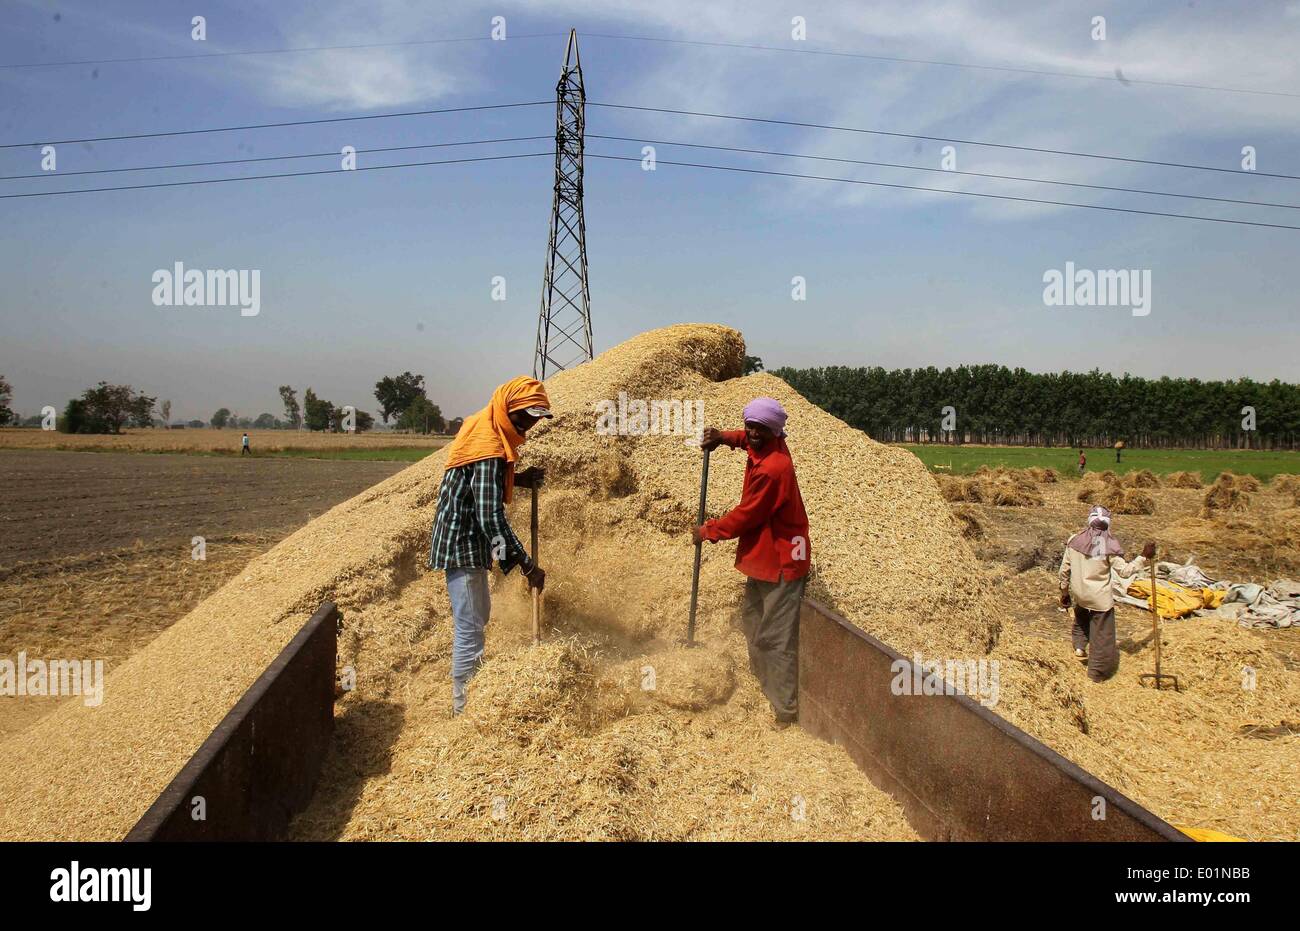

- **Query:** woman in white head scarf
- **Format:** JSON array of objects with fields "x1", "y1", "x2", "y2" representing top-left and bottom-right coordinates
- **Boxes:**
[{"x1": 1059, "y1": 506, "x2": 1155, "y2": 682}]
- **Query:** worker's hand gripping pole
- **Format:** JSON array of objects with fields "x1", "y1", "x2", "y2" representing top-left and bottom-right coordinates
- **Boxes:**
[
  {"x1": 686, "y1": 447, "x2": 711, "y2": 645},
  {"x1": 530, "y1": 480, "x2": 541, "y2": 645}
]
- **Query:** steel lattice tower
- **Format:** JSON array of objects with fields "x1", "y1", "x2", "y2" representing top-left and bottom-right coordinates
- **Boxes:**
[{"x1": 534, "y1": 29, "x2": 593, "y2": 380}]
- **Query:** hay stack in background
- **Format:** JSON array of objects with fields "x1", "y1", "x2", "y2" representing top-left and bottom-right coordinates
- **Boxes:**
[
  {"x1": 1222, "y1": 472, "x2": 1261, "y2": 493},
  {"x1": 1166, "y1": 471, "x2": 1204, "y2": 489},
  {"x1": 937, "y1": 469, "x2": 1042, "y2": 506},
  {"x1": 1101, "y1": 486, "x2": 1156, "y2": 515},
  {"x1": 935, "y1": 474, "x2": 966, "y2": 502},
  {"x1": 1121, "y1": 469, "x2": 1161, "y2": 489},
  {"x1": 989, "y1": 476, "x2": 1044, "y2": 507},
  {"x1": 952, "y1": 506, "x2": 984, "y2": 540},
  {"x1": 1270, "y1": 474, "x2": 1300, "y2": 507},
  {"x1": 1270, "y1": 473, "x2": 1300, "y2": 495},
  {"x1": 1076, "y1": 471, "x2": 1118, "y2": 503},
  {"x1": 1201, "y1": 474, "x2": 1253, "y2": 518},
  {"x1": 1027, "y1": 467, "x2": 1059, "y2": 484}
]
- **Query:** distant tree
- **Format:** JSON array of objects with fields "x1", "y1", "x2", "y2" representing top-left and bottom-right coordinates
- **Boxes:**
[
  {"x1": 84, "y1": 383, "x2": 153, "y2": 434},
  {"x1": 253, "y1": 412, "x2": 276, "y2": 429},
  {"x1": 0, "y1": 375, "x2": 13, "y2": 426},
  {"x1": 279, "y1": 385, "x2": 302, "y2": 430},
  {"x1": 59, "y1": 398, "x2": 89, "y2": 434},
  {"x1": 329, "y1": 406, "x2": 375, "y2": 433},
  {"x1": 237, "y1": 416, "x2": 253, "y2": 429},
  {"x1": 397, "y1": 396, "x2": 444, "y2": 434},
  {"x1": 374, "y1": 372, "x2": 426, "y2": 423},
  {"x1": 187, "y1": 419, "x2": 205, "y2": 429},
  {"x1": 160, "y1": 399, "x2": 171, "y2": 427},
  {"x1": 211, "y1": 407, "x2": 232, "y2": 429},
  {"x1": 303, "y1": 388, "x2": 333, "y2": 432},
  {"x1": 127, "y1": 392, "x2": 156, "y2": 429},
  {"x1": 743, "y1": 355, "x2": 765, "y2": 375}
]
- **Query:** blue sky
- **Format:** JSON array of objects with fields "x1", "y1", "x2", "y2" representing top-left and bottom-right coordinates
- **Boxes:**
[{"x1": 2, "y1": 0, "x2": 1298, "y2": 423}]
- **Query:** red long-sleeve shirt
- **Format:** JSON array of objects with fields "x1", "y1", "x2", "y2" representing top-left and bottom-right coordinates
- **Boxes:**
[{"x1": 699, "y1": 430, "x2": 811, "y2": 583}]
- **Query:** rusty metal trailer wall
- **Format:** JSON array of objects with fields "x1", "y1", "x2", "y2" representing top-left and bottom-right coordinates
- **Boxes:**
[
  {"x1": 798, "y1": 599, "x2": 1189, "y2": 842},
  {"x1": 124, "y1": 602, "x2": 338, "y2": 842}
]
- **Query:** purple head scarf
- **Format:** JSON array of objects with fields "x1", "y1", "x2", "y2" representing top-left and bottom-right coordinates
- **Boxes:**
[
  {"x1": 743, "y1": 397, "x2": 787, "y2": 438},
  {"x1": 1067, "y1": 505, "x2": 1124, "y2": 557}
]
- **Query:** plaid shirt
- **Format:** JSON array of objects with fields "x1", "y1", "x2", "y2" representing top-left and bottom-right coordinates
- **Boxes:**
[{"x1": 428, "y1": 457, "x2": 532, "y2": 575}]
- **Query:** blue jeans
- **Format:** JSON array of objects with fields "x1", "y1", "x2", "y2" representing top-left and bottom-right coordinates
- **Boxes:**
[{"x1": 446, "y1": 568, "x2": 491, "y2": 713}]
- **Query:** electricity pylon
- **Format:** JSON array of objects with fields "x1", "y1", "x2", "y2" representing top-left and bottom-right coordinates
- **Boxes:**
[{"x1": 533, "y1": 29, "x2": 593, "y2": 380}]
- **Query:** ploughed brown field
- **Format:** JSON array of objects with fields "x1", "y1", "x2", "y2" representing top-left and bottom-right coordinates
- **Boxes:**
[
  {"x1": 0, "y1": 450, "x2": 409, "y2": 739},
  {"x1": 0, "y1": 427, "x2": 448, "y2": 454}
]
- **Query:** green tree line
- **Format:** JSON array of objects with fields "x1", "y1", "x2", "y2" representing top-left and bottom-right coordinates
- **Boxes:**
[{"x1": 773, "y1": 364, "x2": 1300, "y2": 450}]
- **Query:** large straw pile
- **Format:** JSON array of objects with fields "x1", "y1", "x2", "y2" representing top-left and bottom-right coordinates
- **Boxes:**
[{"x1": 2, "y1": 324, "x2": 1295, "y2": 841}]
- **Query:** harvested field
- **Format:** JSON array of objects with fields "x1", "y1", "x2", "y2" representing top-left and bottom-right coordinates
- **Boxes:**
[
  {"x1": 0, "y1": 451, "x2": 409, "y2": 738},
  {"x1": 2, "y1": 325, "x2": 1296, "y2": 842},
  {"x1": 0, "y1": 427, "x2": 448, "y2": 455},
  {"x1": 0, "y1": 450, "x2": 410, "y2": 564}
]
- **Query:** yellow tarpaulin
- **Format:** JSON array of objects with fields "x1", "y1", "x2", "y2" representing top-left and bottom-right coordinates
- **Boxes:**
[
  {"x1": 1126, "y1": 579, "x2": 1225, "y2": 619},
  {"x1": 1176, "y1": 825, "x2": 1246, "y2": 842}
]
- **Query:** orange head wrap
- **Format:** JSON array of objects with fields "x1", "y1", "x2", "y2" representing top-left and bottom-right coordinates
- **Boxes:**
[{"x1": 443, "y1": 376, "x2": 551, "y2": 503}]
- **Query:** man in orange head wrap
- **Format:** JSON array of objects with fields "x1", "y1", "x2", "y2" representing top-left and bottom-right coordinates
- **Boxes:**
[{"x1": 429, "y1": 376, "x2": 552, "y2": 715}]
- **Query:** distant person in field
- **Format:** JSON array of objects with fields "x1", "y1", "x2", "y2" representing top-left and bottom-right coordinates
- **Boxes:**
[
  {"x1": 428, "y1": 376, "x2": 550, "y2": 716},
  {"x1": 1058, "y1": 505, "x2": 1154, "y2": 682},
  {"x1": 241, "y1": 433, "x2": 250, "y2": 455},
  {"x1": 696, "y1": 397, "x2": 810, "y2": 729},
  {"x1": 1077, "y1": 449, "x2": 1086, "y2": 474}
]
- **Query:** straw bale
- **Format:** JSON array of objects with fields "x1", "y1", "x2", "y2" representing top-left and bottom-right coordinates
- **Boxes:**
[
  {"x1": 1121, "y1": 469, "x2": 1161, "y2": 489},
  {"x1": 1100, "y1": 486, "x2": 1156, "y2": 515},
  {"x1": 1201, "y1": 475, "x2": 1252, "y2": 518},
  {"x1": 1223, "y1": 472, "x2": 1261, "y2": 493},
  {"x1": 1166, "y1": 471, "x2": 1204, "y2": 489},
  {"x1": 1076, "y1": 472, "x2": 1114, "y2": 503}
]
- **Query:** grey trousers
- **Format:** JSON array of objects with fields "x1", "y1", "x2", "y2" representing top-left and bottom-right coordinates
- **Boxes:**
[
  {"x1": 1072, "y1": 605, "x2": 1119, "y2": 681},
  {"x1": 741, "y1": 575, "x2": 805, "y2": 721}
]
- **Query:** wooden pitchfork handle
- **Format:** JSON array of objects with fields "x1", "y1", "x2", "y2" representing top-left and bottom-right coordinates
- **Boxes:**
[{"x1": 530, "y1": 478, "x2": 541, "y2": 644}]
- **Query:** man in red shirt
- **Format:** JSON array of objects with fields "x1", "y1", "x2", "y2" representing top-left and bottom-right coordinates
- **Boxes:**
[{"x1": 694, "y1": 397, "x2": 811, "y2": 728}]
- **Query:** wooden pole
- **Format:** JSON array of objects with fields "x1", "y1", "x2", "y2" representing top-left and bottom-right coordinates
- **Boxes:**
[
  {"x1": 1149, "y1": 548, "x2": 1161, "y2": 678},
  {"x1": 530, "y1": 481, "x2": 541, "y2": 644},
  {"x1": 686, "y1": 448, "x2": 711, "y2": 644}
]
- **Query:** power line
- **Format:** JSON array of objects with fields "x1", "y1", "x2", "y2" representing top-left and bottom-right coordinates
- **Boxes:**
[
  {"x1": 589, "y1": 102, "x2": 1300, "y2": 182},
  {"x1": 582, "y1": 32, "x2": 1300, "y2": 100},
  {"x1": 0, "y1": 101, "x2": 550, "y2": 149},
  {"x1": 0, "y1": 135, "x2": 552, "y2": 180},
  {"x1": 0, "y1": 33, "x2": 567, "y2": 69},
  {"x1": 586, "y1": 153, "x2": 1300, "y2": 231},
  {"x1": 586, "y1": 134, "x2": 1300, "y2": 211},
  {"x1": 0, "y1": 151, "x2": 553, "y2": 200}
]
